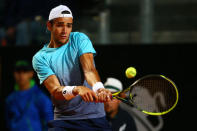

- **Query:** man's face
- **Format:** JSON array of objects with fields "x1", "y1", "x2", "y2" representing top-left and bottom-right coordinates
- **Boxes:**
[
  {"x1": 104, "y1": 97, "x2": 120, "y2": 114},
  {"x1": 14, "y1": 71, "x2": 33, "y2": 86},
  {"x1": 48, "y1": 17, "x2": 73, "y2": 45}
]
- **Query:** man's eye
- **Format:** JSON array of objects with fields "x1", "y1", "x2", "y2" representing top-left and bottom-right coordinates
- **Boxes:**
[
  {"x1": 67, "y1": 25, "x2": 72, "y2": 28},
  {"x1": 56, "y1": 24, "x2": 63, "y2": 27}
]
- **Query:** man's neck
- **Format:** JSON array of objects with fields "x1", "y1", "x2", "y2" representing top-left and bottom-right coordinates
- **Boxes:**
[
  {"x1": 48, "y1": 38, "x2": 69, "y2": 48},
  {"x1": 19, "y1": 82, "x2": 31, "y2": 91},
  {"x1": 48, "y1": 40, "x2": 62, "y2": 48}
]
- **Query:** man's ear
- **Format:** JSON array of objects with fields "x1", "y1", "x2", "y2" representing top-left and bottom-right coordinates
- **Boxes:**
[{"x1": 47, "y1": 21, "x2": 52, "y2": 31}]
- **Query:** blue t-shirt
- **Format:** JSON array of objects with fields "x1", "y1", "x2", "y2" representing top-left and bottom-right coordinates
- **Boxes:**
[
  {"x1": 32, "y1": 32, "x2": 105, "y2": 120},
  {"x1": 5, "y1": 85, "x2": 53, "y2": 131}
]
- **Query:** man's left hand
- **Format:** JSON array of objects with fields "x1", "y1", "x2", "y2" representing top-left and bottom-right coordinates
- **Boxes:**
[{"x1": 96, "y1": 88, "x2": 112, "y2": 102}]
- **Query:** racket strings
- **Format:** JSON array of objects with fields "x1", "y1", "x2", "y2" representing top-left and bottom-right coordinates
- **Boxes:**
[{"x1": 130, "y1": 76, "x2": 177, "y2": 113}]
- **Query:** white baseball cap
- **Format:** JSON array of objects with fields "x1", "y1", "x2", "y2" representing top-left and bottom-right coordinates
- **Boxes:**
[
  {"x1": 104, "y1": 77, "x2": 123, "y2": 93},
  {"x1": 49, "y1": 5, "x2": 73, "y2": 21}
]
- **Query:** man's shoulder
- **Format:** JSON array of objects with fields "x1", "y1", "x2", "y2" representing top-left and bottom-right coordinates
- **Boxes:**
[
  {"x1": 32, "y1": 45, "x2": 47, "y2": 61},
  {"x1": 71, "y1": 32, "x2": 89, "y2": 40},
  {"x1": 70, "y1": 32, "x2": 92, "y2": 50},
  {"x1": 33, "y1": 85, "x2": 49, "y2": 98},
  {"x1": 6, "y1": 91, "x2": 17, "y2": 103}
]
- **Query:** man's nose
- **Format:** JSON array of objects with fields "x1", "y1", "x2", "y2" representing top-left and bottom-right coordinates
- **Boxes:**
[{"x1": 62, "y1": 27, "x2": 67, "y2": 34}]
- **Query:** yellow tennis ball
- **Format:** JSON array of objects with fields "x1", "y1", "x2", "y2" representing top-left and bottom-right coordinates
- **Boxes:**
[{"x1": 125, "y1": 67, "x2": 137, "y2": 78}]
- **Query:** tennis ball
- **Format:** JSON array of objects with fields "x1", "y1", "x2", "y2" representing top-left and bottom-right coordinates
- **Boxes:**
[{"x1": 125, "y1": 67, "x2": 137, "y2": 78}]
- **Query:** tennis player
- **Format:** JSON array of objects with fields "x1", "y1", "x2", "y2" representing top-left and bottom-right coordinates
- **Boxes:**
[{"x1": 32, "y1": 5, "x2": 112, "y2": 131}]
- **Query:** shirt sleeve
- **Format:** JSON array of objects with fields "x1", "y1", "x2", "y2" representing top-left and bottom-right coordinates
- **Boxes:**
[
  {"x1": 77, "y1": 33, "x2": 96, "y2": 57},
  {"x1": 32, "y1": 56, "x2": 55, "y2": 84}
]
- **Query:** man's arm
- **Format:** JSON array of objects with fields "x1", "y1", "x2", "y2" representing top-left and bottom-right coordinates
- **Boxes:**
[
  {"x1": 43, "y1": 75, "x2": 70, "y2": 100},
  {"x1": 43, "y1": 75, "x2": 98, "y2": 102},
  {"x1": 80, "y1": 53, "x2": 112, "y2": 102},
  {"x1": 79, "y1": 53, "x2": 100, "y2": 86}
]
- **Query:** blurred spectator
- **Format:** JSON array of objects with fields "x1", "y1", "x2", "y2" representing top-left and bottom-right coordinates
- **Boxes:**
[
  {"x1": 4, "y1": 0, "x2": 50, "y2": 46},
  {"x1": 104, "y1": 77, "x2": 137, "y2": 131},
  {"x1": 5, "y1": 60, "x2": 53, "y2": 131},
  {"x1": 0, "y1": 0, "x2": 6, "y2": 46},
  {"x1": 0, "y1": 27, "x2": 6, "y2": 46},
  {"x1": 3, "y1": 0, "x2": 80, "y2": 46}
]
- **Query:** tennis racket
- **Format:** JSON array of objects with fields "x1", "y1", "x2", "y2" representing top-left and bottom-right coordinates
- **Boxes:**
[{"x1": 112, "y1": 74, "x2": 179, "y2": 115}]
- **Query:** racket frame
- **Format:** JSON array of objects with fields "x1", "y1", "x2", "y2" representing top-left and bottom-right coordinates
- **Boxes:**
[{"x1": 112, "y1": 74, "x2": 179, "y2": 115}]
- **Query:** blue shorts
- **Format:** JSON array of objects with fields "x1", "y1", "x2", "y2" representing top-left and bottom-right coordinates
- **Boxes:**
[{"x1": 48, "y1": 117, "x2": 112, "y2": 131}]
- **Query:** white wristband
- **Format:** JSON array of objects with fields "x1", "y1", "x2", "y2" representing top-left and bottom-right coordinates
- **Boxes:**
[
  {"x1": 92, "y1": 82, "x2": 104, "y2": 92},
  {"x1": 62, "y1": 86, "x2": 76, "y2": 96}
]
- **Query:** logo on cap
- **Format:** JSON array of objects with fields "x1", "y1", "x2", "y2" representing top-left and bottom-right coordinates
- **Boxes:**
[{"x1": 63, "y1": 90, "x2": 67, "y2": 94}]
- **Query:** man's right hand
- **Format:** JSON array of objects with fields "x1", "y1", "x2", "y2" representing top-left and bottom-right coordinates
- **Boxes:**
[
  {"x1": 73, "y1": 86, "x2": 98, "y2": 102},
  {"x1": 96, "y1": 88, "x2": 112, "y2": 102}
]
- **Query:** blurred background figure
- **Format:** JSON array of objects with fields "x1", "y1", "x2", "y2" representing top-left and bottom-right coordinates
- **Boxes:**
[
  {"x1": 5, "y1": 60, "x2": 53, "y2": 131},
  {"x1": 2, "y1": 0, "x2": 80, "y2": 46},
  {"x1": 104, "y1": 77, "x2": 137, "y2": 131},
  {"x1": 3, "y1": 0, "x2": 50, "y2": 46}
]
